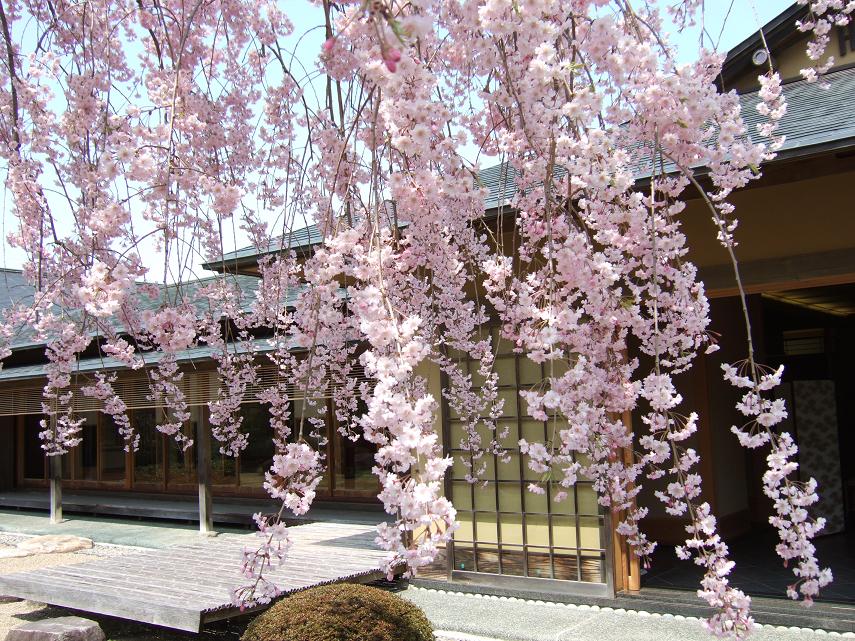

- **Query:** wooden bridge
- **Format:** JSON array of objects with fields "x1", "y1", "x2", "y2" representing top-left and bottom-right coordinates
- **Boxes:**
[{"x1": 0, "y1": 521, "x2": 391, "y2": 632}]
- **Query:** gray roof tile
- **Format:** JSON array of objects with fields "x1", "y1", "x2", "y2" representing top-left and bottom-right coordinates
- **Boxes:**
[
  {"x1": 0, "y1": 337, "x2": 278, "y2": 382},
  {"x1": 743, "y1": 65, "x2": 855, "y2": 155},
  {"x1": 216, "y1": 66, "x2": 855, "y2": 265},
  {"x1": 4, "y1": 272, "x2": 268, "y2": 350},
  {"x1": 208, "y1": 225, "x2": 325, "y2": 266}
]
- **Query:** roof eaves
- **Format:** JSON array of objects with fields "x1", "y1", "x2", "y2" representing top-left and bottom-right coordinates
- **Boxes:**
[
  {"x1": 0, "y1": 337, "x2": 280, "y2": 383},
  {"x1": 719, "y1": 3, "x2": 807, "y2": 88}
]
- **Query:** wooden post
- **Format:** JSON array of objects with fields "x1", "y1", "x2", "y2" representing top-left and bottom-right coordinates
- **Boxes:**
[
  {"x1": 49, "y1": 412, "x2": 63, "y2": 524},
  {"x1": 621, "y1": 410, "x2": 641, "y2": 592},
  {"x1": 610, "y1": 408, "x2": 641, "y2": 593},
  {"x1": 196, "y1": 417, "x2": 214, "y2": 535}
]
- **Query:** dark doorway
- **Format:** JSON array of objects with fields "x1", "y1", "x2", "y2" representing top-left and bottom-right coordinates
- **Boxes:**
[{"x1": 641, "y1": 284, "x2": 855, "y2": 604}]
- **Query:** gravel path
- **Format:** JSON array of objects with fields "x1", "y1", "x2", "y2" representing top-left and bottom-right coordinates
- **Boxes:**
[
  {"x1": 403, "y1": 587, "x2": 855, "y2": 641},
  {"x1": 0, "y1": 542, "x2": 93, "y2": 636}
]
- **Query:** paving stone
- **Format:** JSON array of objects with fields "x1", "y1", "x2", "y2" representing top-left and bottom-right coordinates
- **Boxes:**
[
  {"x1": 4, "y1": 617, "x2": 105, "y2": 641},
  {"x1": 0, "y1": 536, "x2": 93, "y2": 559}
]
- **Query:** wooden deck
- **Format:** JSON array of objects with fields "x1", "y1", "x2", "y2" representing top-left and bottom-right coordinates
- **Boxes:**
[{"x1": 0, "y1": 521, "x2": 391, "y2": 632}]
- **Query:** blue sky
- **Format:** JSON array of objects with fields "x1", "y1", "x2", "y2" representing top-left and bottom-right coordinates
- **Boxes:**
[{"x1": 666, "y1": 1, "x2": 793, "y2": 61}]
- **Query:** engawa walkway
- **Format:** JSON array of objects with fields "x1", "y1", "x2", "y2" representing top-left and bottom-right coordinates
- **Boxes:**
[
  {"x1": 0, "y1": 488, "x2": 386, "y2": 526},
  {"x1": 0, "y1": 521, "x2": 390, "y2": 631}
]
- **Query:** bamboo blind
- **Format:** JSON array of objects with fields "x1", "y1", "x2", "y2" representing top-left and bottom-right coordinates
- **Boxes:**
[{"x1": 0, "y1": 362, "x2": 371, "y2": 417}]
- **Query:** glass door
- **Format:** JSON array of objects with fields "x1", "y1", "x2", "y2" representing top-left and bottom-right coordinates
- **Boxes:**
[
  {"x1": 238, "y1": 402, "x2": 274, "y2": 491},
  {"x1": 291, "y1": 397, "x2": 378, "y2": 500},
  {"x1": 132, "y1": 408, "x2": 165, "y2": 490},
  {"x1": 74, "y1": 412, "x2": 99, "y2": 482},
  {"x1": 21, "y1": 414, "x2": 46, "y2": 483},
  {"x1": 99, "y1": 415, "x2": 128, "y2": 483},
  {"x1": 330, "y1": 402, "x2": 378, "y2": 499}
]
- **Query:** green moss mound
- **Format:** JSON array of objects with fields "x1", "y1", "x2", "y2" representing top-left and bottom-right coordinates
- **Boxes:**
[{"x1": 242, "y1": 583, "x2": 434, "y2": 641}]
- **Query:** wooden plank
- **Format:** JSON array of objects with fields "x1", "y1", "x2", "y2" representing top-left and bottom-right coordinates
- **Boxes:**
[
  {"x1": 0, "y1": 521, "x2": 392, "y2": 633},
  {"x1": 0, "y1": 575, "x2": 201, "y2": 631},
  {"x1": 45, "y1": 558, "x2": 379, "y2": 592},
  {"x1": 108, "y1": 550, "x2": 383, "y2": 578},
  {"x1": 199, "y1": 569, "x2": 391, "y2": 619},
  {"x1": 6, "y1": 568, "x2": 222, "y2": 608},
  {"x1": 140, "y1": 541, "x2": 385, "y2": 564},
  {"x1": 38, "y1": 566, "x2": 232, "y2": 603}
]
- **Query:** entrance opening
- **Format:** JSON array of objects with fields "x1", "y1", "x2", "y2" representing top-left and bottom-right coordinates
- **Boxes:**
[{"x1": 639, "y1": 284, "x2": 855, "y2": 603}]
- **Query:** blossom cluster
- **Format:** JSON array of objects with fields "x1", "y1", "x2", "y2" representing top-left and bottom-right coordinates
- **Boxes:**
[
  {"x1": 264, "y1": 443, "x2": 324, "y2": 516},
  {"x1": 81, "y1": 372, "x2": 138, "y2": 451},
  {"x1": 0, "y1": 2, "x2": 840, "y2": 637},
  {"x1": 796, "y1": 0, "x2": 854, "y2": 81},
  {"x1": 724, "y1": 361, "x2": 832, "y2": 605},
  {"x1": 232, "y1": 512, "x2": 292, "y2": 609}
]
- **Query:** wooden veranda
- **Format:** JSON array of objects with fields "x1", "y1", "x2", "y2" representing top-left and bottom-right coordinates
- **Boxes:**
[{"x1": 0, "y1": 521, "x2": 392, "y2": 632}]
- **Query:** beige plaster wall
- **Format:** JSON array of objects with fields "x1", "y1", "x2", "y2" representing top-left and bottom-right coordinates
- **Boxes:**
[
  {"x1": 679, "y1": 167, "x2": 855, "y2": 270},
  {"x1": 730, "y1": 31, "x2": 855, "y2": 93}
]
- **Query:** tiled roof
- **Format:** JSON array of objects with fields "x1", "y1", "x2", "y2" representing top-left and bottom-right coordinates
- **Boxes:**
[
  {"x1": 743, "y1": 65, "x2": 855, "y2": 158},
  {"x1": 478, "y1": 163, "x2": 519, "y2": 212},
  {"x1": 0, "y1": 268, "x2": 33, "y2": 310},
  {"x1": 2, "y1": 60, "x2": 853, "y2": 370},
  {"x1": 0, "y1": 337, "x2": 278, "y2": 382},
  {"x1": 204, "y1": 225, "x2": 326, "y2": 268},
  {"x1": 485, "y1": 65, "x2": 855, "y2": 197},
  {"x1": 215, "y1": 65, "x2": 855, "y2": 267},
  {"x1": 4, "y1": 272, "x2": 267, "y2": 350},
  {"x1": 0, "y1": 269, "x2": 36, "y2": 348},
  {"x1": 212, "y1": 165, "x2": 522, "y2": 267}
]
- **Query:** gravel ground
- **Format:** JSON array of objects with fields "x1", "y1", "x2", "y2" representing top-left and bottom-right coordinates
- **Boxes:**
[
  {"x1": 4, "y1": 540, "x2": 844, "y2": 641},
  {"x1": 0, "y1": 550, "x2": 89, "y2": 575},
  {"x1": 0, "y1": 542, "x2": 91, "y2": 636},
  {"x1": 403, "y1": 587, "x2": 855, "y2": 641}
]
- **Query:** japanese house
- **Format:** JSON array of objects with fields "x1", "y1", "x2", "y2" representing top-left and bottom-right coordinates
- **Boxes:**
[{"x1": 0, "y1": 2, "x2": 853, "y2": 606}]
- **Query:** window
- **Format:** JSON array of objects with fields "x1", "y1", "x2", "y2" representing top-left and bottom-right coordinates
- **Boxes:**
[
  {"x1": 167, "y1": 420, "x2": 197, "y2": 487},
  {"x1": 76, "y1": 413, "x2": 98, "y2": 481},
  {"x1": 238, "y1": 403, "x2": 274, "y2": 487},
  {"x1": 838, "y1": 23, "x2": 855, "y2": 56},
  {"x1": 446, "y1": 327, "x2": 609, "y2": 588},
  {"x1": 22, "y1": 415, "x2": 45, "y2": 480},
  {"x1": 132, "y1": 408, "x2": 163, "y2": 486},
  {"x1": 99, "y1": 414, "x2": 127, "y2": 482}
]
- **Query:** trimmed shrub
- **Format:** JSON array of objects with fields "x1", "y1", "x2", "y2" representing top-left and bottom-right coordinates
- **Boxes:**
[{"x1": 242, "y1": 583, "x2": 434, "y2": 641}]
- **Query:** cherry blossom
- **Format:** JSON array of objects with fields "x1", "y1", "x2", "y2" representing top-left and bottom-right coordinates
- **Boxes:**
[{"x1": 0, "y1": 1, "x2": 840, "y2": 635}]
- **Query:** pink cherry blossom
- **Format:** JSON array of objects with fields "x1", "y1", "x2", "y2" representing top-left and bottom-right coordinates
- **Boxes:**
[{"x1": 0, "y1": 2, "x2": 839, "y2": 635}]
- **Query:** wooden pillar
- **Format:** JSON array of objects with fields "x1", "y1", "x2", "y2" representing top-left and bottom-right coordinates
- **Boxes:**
[
  {"x1": 621, "y1": 411, "x2": 641, "y2": 592},
  {"x1": 612, "y1": 410, "x2": 641, "y2": 592},
  {"x1": 49, "y1": 413, "x2": 63, "y2": 524},
  {"x1": 196, "y1": 415, "x2": 214, "y2": 535},
  {"x1": 617, "y1": 350, "x2": 642, "y2": 591}
]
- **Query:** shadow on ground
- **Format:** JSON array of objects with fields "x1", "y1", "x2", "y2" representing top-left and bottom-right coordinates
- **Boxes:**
[{"x1": 8, "y1": 602, "x2": 248, "y2": 641}]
